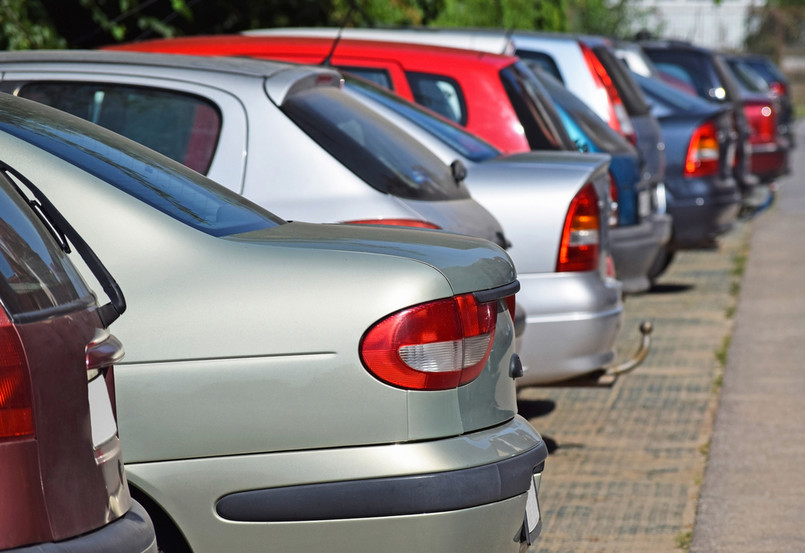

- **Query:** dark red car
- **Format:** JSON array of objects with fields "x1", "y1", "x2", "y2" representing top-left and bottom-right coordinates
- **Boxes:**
[{"x1": 0, "y1": 162, "x2": 156, "y2": 552}]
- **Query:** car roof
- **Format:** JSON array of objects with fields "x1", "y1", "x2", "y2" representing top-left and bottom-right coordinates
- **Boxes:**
[
  {"x1": 110, "y1": 35, "x2": 520, "y2": 70},
  {"x1": 0, "y1": 48, "x2": 302, "y2": 78}
]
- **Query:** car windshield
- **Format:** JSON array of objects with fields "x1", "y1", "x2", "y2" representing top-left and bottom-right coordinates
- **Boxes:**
[
  {"x1": 343, "y1": 75, "x2": 501, "y2": 163},
  {"x1": 0, "y1": 95, "x2": 284, "y2": 237},
  {"x1": 281, "y1": 86, "x2": 467, "y2": 201},
  {"x1": 0, "y1": 169, "x2": 94, "y2": 319}
]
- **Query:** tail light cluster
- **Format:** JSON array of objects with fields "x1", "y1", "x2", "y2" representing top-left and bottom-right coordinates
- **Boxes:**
[
  {"x1": 581, "y1": 44, "x2": 636, "y2": 145},
  {"x1": 360, "y1": 292, "x2": 515, "y2": 390},
  {"x1": 685, "y1": 120, "x2": 720, "y2": 178},
  {"x1": 744, "y1": 103, "x2": 777, "y2": 147},
  {"x1": 768, "y1": 81, "x2": 787, "y2": 98},
  {"x1": 557, "y1": 182, "x2": 600, "y2": 273},
  {"x1": 345, "y1": 219, "x2": 441, "y2": 230},
  {"x1": 0, "y1": 308, "x2": 33, "y2": 441}
]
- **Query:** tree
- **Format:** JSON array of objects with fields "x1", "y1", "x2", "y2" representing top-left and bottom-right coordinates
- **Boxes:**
[{"x1": 0, "y1": 0, "x2": 650, "y2": 50}]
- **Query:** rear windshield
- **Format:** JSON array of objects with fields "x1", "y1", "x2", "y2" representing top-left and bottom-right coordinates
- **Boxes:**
[
  {"x1": 0, "y1": 95, "x2": 283, "y2": 237},
  {"x1": 643, "y1": 49, "x2": 725, "y2": 102},
  {"x1": 535, "y1": 69, "x2": 633, "y2": 154},
  {"x1": 0, "y1": 170, "x2": 94, "y2": 319},
  {"x1": 633, "y1": 71, "x2": 719, "y2": 115},
  {"x1": 14, "y1": 82, "x2": 221, "y2": 175},
  {"x1": 499, "y1": 61, "x2": 571, "y2": 151},
  {"x1": 726, "y1": 59, "x2": 770, "y2": 93},
  {"x1": 281, "y1": 86, "x2": 467, "y2": 201},
  {"x1": 591, "y1": 45, "x2": 651, "y2": 116},
  {"x1": 344, "y1": 74, "x2": 501, "y2": 163}
]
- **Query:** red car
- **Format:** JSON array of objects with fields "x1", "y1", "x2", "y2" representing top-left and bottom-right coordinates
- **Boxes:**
[
  {"x1": 0, "y1": 161, "x2": 156, "y2": 553},
  {"x1": 107, "y1": 35, "x2": 573, "y2": 155}
]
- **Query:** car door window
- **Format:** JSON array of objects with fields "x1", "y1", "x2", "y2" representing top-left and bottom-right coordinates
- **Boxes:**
[
  {"x1": 339, "y1": 66, "x2": 393, "y2": 89},
  {"x1": 405, "y1": 72, "x2": 467, "y2": 126},
  {"x1": 0, "y1": 96, "x2": 283, "y2": 237},
  {"x1": 14, "y1": 82, "x2": 221, "y2": 174}
]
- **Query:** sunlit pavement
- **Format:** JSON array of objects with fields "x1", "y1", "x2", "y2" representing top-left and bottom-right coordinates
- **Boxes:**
[{"x1": 519, "y1": 186, "x2": 757, "y2": 552}]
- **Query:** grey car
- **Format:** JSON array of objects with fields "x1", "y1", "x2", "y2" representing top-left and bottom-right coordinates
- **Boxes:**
[
  {"x1": 343, "y1": 74, "x2": 625, "y2": 385},
  {"x1": 0, "y1": 92, "x2": 547, "y2": 553},
  {"x1": 0, "y1": 50, "x2": 507, "y2": 249}
]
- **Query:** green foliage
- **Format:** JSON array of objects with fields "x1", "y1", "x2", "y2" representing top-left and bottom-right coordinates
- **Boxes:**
[
  {"x1": 0, "y1": 0, "x2": 654, "y2": 49},
  {"x1": 745, "y1": 1, "x2": 805, "y2": 56},
  {"x1": 0, "y1": 0, "x2": 66, "y2": 49}
]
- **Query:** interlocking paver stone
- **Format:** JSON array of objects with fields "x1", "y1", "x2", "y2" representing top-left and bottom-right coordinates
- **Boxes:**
[{"x1": 521, "y1": 217, "x2": 752, "y2": 553}]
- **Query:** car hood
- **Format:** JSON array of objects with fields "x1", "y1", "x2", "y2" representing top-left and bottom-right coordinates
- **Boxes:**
[{"x1": 230, "y1": 220, "x2": 515, "y2": 295}]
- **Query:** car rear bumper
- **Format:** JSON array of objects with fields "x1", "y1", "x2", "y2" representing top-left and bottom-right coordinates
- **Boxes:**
[
  {"x1": 126, "y1": 416, "x2": 547, "y2": 553},
  {"x1": 10, "y1": 501, "x2": 157, "y2": 553},
  {"x1": 610, "y1": 213, "x2": 673, "y2": 294},
  {"x1": 667, "y1": 182, "x2": 741, "y2": 250},
  {"x1": 515, "y1": 271, "x2": 623, "y2": 385}
]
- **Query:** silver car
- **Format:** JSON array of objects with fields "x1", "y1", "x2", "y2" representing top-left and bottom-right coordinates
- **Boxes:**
[
  {"x1": 0, "y1": 50, "x2": 507, "y2": 248},
  {"x1": 0, "y1": 93, "x2": 547, "y2": 553},
  {"x1": 343, "y1": 75, "x2": 625, "y2": 385}
]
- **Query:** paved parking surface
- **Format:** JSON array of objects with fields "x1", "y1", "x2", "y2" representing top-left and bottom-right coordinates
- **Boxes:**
[{"x1": 520, "y1": 210, "x2": 752, "y2": 553}]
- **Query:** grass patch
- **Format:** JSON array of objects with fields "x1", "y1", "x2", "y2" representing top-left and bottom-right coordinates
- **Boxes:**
[
  {"x1": 712, "y1": 371, "x2": 724, "y2": 392},
  {"x1": 730, "y1": 280, "x2": 741, "y2": 297},
  {"x1": 715, "y1": 335, "x2": 731, "y2": 367},
  {"x1": 675, "y1": 530, "x2": 693, "y2": 551},
  {"x1": 731, "y1": 249, "x2": 748, "y2": 277}
]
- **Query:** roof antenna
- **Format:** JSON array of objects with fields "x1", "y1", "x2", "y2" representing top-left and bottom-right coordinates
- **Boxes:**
[
  {"x1": 321, "y1": 1, "x2": 356, "y2": 66},
  {"x1": 502, "y1": 26, "x2": 515, "y2": 55}
]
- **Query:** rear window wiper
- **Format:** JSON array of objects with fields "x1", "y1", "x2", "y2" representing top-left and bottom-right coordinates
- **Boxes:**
[{"x1": 0, "y1": 161, "x2": 126, "y2": 328}]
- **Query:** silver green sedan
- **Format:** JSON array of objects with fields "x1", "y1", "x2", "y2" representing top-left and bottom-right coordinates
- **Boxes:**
[{"x1": 0, "y1": 94, "x2": 547, "y2": 553}]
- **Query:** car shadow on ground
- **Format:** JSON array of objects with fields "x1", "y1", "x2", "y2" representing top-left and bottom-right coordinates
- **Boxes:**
[{"x1": 648, "y1": 282, "x2": 694, "y2": 294}]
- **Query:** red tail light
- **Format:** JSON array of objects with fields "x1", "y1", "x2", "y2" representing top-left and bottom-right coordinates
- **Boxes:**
[
  {"x1": 685, "y1": 120, "x2": 720, "y2": 178},
  {"x1": 360, "y1": 293, "x2": 503, "y2": 390},
  {"x1": 744, "y1": 103, "x2": 777, "y2": 145},
  {"x1": 0, "y1": 309, "x2": 33, "y2": 440},
  {"x1": 345, "y1": 219, "x2": 441, "y2": 229},
  {"x1": 608, "y1": 172, "x2": 619, "y2": 228},
  {"x1": 557, "y1": 182, "x2": 600, "y2": 273},
  {"x1": 769, "y1": 81, "x2": 787, "y2": 98},
  {"x1": 581, "y1": 44, "x2": 636, "y2": 144}
]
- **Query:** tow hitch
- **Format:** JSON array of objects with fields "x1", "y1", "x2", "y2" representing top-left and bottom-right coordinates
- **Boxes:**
[{"x1": 549, "y1": 321, "x2": 653, "y2": 387}]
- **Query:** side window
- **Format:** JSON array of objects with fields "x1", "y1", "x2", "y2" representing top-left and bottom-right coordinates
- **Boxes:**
[
  {"x1": 339, "y1": 67, "x2": 393, "y2": 89},
  {"x1": 14, "y1": 82, "x2": 221, "y2": 175},
  {"x1": 405, "y1": 72, "x2": 467, "y2": 126}
]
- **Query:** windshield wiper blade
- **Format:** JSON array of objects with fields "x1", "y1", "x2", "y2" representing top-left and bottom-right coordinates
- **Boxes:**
[{"x1": 1, "y1": 161, "x2": 126, "y2": 328}]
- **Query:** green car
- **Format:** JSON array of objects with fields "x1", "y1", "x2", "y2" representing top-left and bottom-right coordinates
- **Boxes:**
[{"x1": 0, "y1": 94, "x2": 547, "y2": 552}]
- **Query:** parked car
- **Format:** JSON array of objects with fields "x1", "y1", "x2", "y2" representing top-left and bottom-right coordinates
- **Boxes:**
[
  {"x1": 343, "y1": 73, "x2": 628, "y2": 385},
  {"x1": 724, "y1": 53, "x2": 790, "y2": 182},
  {"x1": 0, "y1": 160, "x2": 156, "y2": 552},
  {"x1": 527, "y1": 66, "x2": 673, "y2": 285},
  {"x1": 243, "y1": 27, "x2": 667, "y2": 212},
  {"x1": 0, "y1": 92, "x2": 547, "y2": 553},
  {"x1": 110, "y1": 35, "x2": 667, "y2": 293},
  {"x1": 734, "y1": 52, "x2": 795, "y2": 150},
  {"x1": 638, "y1": 40, "x2": 762, "y2": 204},
  {"x1": 0, "y1": 50, "x2": 507, "y2": 249},
  {"x1": 632, "y1": 71, "x2": 742, "y2": 259}
]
